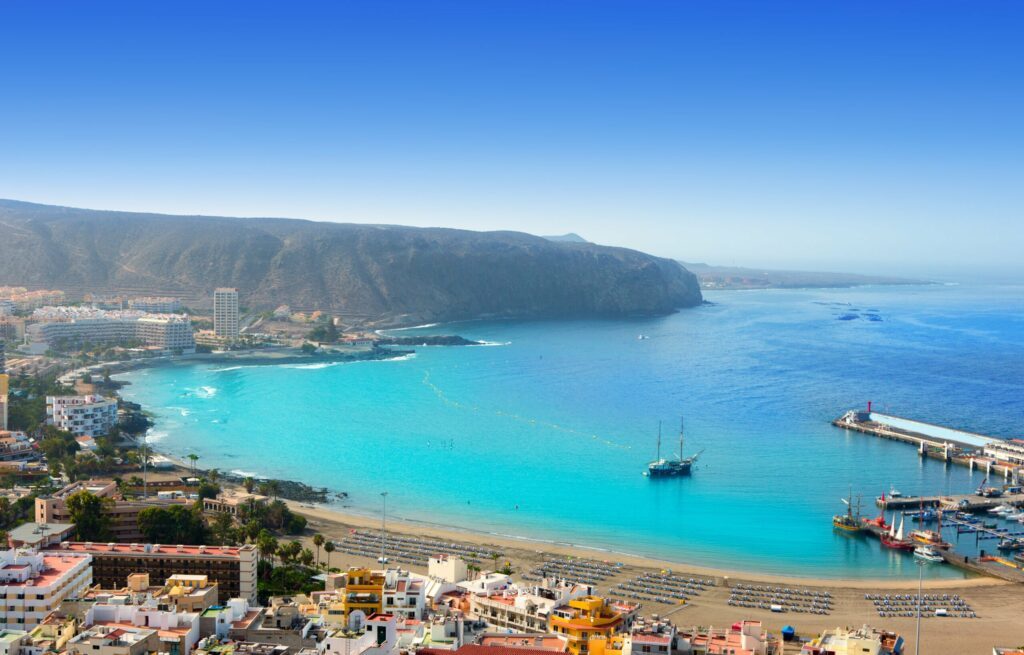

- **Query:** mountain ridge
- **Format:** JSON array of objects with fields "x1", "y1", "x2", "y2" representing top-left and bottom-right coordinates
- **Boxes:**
[{"x1": 0, "y1": 199, "x2": 701, "y2": 326}]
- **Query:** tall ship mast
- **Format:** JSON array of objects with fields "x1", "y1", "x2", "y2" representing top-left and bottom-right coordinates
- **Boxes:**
[{"x1": 646, "y1": 416, "x2": 701, "y2": 478}]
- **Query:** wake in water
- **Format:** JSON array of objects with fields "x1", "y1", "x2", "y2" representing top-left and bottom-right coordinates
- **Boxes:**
[{"x1": 420, "y1": 370, "x2": 631, "y2": 450}]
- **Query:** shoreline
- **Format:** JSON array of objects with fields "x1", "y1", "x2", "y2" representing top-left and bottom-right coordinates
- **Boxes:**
[{"x1": 284, "y1": 498, "x2": 1003, "y2": 591}]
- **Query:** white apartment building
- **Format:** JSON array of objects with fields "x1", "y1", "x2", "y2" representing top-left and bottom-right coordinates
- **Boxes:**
[
  {"x1": 323, "y1": 612, "x2": 398, "y2": 655},
  {"x1": 466, "y1": 577, "x2": 591, "y2": 634},
  {"x1": 26, "y1": 307, "x2": 194, "y2": 353},
  {"x1": 382, "y1": 569, "x2": 426, "y2": 621},
  {"x1": 134, "y1": 315, "x2": 196, "y2": 352},
  {"x1": 69, "y1": 603, "x2": 200, "y2": 655},
  {"x1": 213, "y1": 288, "x2": 239, "y2": 340},
  {"x1": 46, "y1": 395, "x2": 118, "y2": 437},
  {"x1": 128, "y1": 297, "x2": 182, "y2": 314},
  {"x1": 983, "y1": 439, "x2": 1024, "y2": 466},
  {"x1": 0, "y1": 548, "x2": 93, "y2": 630}
]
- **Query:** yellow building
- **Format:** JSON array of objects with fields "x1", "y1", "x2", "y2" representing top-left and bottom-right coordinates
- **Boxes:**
[
  {"x1": 340, "y1": 567, "x2": 385, "y2": 620},
  {"x1": 549, "y1": 596, "x2": 624, "y2": 655}
]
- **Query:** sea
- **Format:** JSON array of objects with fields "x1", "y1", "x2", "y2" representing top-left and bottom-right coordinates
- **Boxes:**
[{"x1": 116, "y1": 283, "x2": 1024, "y2": 580}]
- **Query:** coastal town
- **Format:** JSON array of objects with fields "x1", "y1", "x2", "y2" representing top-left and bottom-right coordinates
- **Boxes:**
[{"x1": 1, "y1": 284, "x2": 1024, "y2": 655}]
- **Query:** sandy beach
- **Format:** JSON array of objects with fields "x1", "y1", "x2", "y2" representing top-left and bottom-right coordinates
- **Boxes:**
[{"x1": 285, "y1": 500, "x2": 1024, "y2": 653}]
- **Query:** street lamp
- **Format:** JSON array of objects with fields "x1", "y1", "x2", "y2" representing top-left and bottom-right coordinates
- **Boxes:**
[
  {"x1": 379, "y1": 491, "x2": 389, "y2": 564},
  {"x1": 915, "y1": 559, "x2": 924, "y2": 655}
]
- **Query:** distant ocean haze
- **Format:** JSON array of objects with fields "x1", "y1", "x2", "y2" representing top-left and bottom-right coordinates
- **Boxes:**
[{"x1": 117, "y1": 283, "x2": 1024, "y2": 578}]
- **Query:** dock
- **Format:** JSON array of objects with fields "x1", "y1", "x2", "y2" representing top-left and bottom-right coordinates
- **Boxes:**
[
  {"x1": 859, "y1": 521, "x2": 1024, "y2": 583},
  {"x1": 832, "y1": 406, "x2": 1023, "y2": 480},
  {"x1": 876, "y1": 491, "x2": 1024, "y2": 511}
]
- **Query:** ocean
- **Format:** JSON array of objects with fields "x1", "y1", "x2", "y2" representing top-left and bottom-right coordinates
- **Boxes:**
[{"x1": 116, "y1": 283, "x2": 1024, "y2": 579}]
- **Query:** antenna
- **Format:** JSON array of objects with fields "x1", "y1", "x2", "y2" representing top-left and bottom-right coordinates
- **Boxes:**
[{"x1": 656, "y1": 421, "x2": 662, "y2": 461}]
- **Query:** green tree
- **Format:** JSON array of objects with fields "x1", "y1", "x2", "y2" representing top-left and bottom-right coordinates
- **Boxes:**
[
  {"x1": 211, "y1": 511, "x2": 236, "y2": 546},
  {"x1": 137, "y1": 505, "x2": 208, "y2": 544},
  {"x1": 323, "y1": 540, "x2": 335, "y2": 571},
  {"x1": 197, "y1": 481, "x2": 221, "y2": 501},
  {"x1": 242, "y1": 477, "x2": 255, "y2": 493},
  {"x1": 65, "y1": 490, "x2": 113, "y2": 541},
  {"x1": 187, "y1": 453, "x2": 200, "y2": 476},
  {"x1": 257, "y1": 529, "x2": 279, "y2": 567},
  {"x1": 312, "y1": 533, "x2": 325, "y2": 569},
  {"x1": 300, "y1": 548, "x2": 314, "y2": 567}
]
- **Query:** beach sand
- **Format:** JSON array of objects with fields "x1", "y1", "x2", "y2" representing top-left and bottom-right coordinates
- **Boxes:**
[{"x1": 287, "y1": 500, "x2": 1024, "y2": 655}]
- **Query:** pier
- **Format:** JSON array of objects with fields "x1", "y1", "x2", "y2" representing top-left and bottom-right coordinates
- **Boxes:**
[
  {"x1": 832, "y1": 405, "x2": 1023, "y2": 480},
  {"x1": 859, "y1": 521, "x2": 1024, "y2": 583},
  {"x1": 876, "y1": 491, "x2": 1024, "y2": 511}
]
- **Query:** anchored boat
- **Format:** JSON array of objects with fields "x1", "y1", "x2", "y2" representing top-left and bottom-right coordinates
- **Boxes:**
[{"x1": 645, "y1": 417, "x2": 701, "y2": 478}]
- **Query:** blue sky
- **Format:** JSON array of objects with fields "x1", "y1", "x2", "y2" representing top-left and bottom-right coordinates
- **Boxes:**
[{"x1": 1, "y1": 1, "x2": 1021, "y2": 277}]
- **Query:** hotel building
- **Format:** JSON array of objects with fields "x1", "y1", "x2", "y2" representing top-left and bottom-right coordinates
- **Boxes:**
[
  {"x1": 27, "y1": 307, "x2": 195, "y2": 354},
  {"x1": 213, "y1": 289, "x2": 239, "y2": 340},
  {"x1": 36, "y1": 480, "x2": 194, "y2": 543},
  {"x1": 0, "y1": 548, "x2": 93, "y2": 630},
  {"x1": 49, "y1": 542, "x2": 258, "y2": 603},
  {"x1": 46, "y1": 395, "x2": 118, "y2": 438}
]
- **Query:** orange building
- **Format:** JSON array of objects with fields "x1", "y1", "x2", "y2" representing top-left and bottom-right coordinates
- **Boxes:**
[{"x1": 549, "y1": 597, "x2": 624, "y2": 655}]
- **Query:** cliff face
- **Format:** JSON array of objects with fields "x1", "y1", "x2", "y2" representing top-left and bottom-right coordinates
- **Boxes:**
[{"x1": 0, "y1": 199, "x2": 702, "y2": 325}]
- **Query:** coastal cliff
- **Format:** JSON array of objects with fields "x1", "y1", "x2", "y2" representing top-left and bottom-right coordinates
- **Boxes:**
[{"x1": 0, "y1": 199, "x2": 702, "y2": 325}]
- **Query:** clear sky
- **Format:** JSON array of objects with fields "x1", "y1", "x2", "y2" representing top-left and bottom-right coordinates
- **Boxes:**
[{"x1": 1, "y1": 1, "x2": 1020, "y2": 278}]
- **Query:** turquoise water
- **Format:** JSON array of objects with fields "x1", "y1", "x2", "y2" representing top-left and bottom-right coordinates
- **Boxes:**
[{"x1": 117, "y1": 284, "x2": 1024, "y2": 579}]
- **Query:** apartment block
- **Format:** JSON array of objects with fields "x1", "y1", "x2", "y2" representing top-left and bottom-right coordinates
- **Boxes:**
[
  {"x1": 213, "y1": 289, "x2": 239, "y2": 340},
  {"x1": 0, "y1": 548, "x2": 93, "y2": 630}
]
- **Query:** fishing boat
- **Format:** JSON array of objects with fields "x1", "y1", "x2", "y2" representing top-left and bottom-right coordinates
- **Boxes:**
[
  {"x1": 645, "y1": 418, "x2": 700, "y2": 478},
  {"x1": 881, "y1": 514, "x2": 915, "y2": 551},
  {"x1": 997, "y1": 538, "x2": 1024, "y2": 552},
  {"x1": 833, "y1": 489, "x2": 863, "y2": 533},
  {"x1": 889, "y1": 484, "x2": 903, "y2": 499},
  {"x1": 913, "y1": 545, "x2": 945, "y2": 563}
]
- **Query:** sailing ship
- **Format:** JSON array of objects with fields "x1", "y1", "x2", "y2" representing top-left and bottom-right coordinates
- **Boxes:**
[
  {"x1": 880, "y1": 513, "x2": 915, "y2": 551},
  {"x1": 909, "y1": 500, "x2": 950, "y2": 548},
  {"x1": 833, "y1": 489, "x2": 863, "y2": 533},
  {"x1": 645, "y1": 418, "x2": 701, "y2": 478}
]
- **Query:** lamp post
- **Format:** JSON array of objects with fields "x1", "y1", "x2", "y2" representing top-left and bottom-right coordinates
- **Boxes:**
[
  {"x1": 915, "y1": 559, "x2": 924, "y2": 655},
  {"x1": 380, "y1": 491, "x2": 389, "y2": 564}
]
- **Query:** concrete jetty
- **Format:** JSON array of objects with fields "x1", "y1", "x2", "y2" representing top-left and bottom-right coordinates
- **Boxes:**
[{"x1": 832, "y1": 405, "x2": 1022, "y2": 479}]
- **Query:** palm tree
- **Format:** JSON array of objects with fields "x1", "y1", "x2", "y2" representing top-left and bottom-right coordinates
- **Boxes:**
[
  {"x1": 312, "y1": 534, "x2": 325, "y2": 569},
  {"x1": 324, "y1": 541, "x2": 335, "y2": 572},
  {"x1": 187, "y1": 453, "x2": 199, "y2": 476},
  {"x1": 243, "y1": 477, "x2": 255, "y2": 493},
  {"x1": 491, "y1": 552, "x2": 500, "y2": 571}
]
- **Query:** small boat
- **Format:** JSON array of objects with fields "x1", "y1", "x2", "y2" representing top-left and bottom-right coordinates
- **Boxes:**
[
  {"x1": 914, "y1": 545, "x2": 945, "y2": 563},
  {"x1": 989, "y1": 504, "x2": 1013, "y2": 514},
  {"x1": 911, "y1": 530, "x2": 951, "y2": 549},
  {"x1": 889, "y1": 485, "x2": 903, "y2": 499},
  {"x1": 637, "y1": 334, "x2": 650, "y2": 340},
  {"x1": 834, "y1": 489, "x2": 864, "y2": 533},
  {"x1": 911, "y1": 509, "x2": 938, "y2": 522},
  {"x1": 997, "y1": 538, "x2": 1024, "y2": 552}
]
